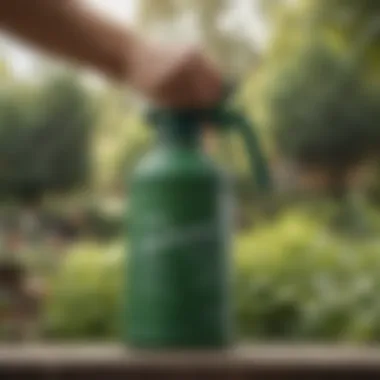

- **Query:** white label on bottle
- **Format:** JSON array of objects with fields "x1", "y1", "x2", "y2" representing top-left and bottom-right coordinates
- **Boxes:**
[{"x1": 138, "y1": 220, "x2": 218, "y2": 255}]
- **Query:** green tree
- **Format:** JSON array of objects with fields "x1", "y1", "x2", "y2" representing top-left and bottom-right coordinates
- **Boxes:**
[
  {"x1": 251, "y1": 0, "x2": 380, "y2": 232},
  {"x1": 0, "y1": 72, "x2": 95, "y2": 202},
  {"x1": 266, "y1": 40, "x2": 379, "y2": 190}
]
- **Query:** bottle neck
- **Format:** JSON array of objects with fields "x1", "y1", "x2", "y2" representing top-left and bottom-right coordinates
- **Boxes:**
[{"x1": 155, "y1": 117, "x2": 202, "y2": 149}]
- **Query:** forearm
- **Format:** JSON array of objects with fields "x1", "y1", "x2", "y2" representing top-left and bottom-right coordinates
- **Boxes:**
[{"x1": 0, "y1": 0, "x2": 140, "y2": 81}]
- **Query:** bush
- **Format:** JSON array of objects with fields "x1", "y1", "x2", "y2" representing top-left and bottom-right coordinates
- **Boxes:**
[
  {"x1": 42, "y1": 208, "x2": 380, "y2": 343},
  {"x1": 236, "y1": 209, "x2": 380, "y2": 342},
  {"x1": 41, "y1": 242, "x2": 123, "y2": 340},
  {"x1": 0, "y1": 74, "x2": 94, "y2": 200}
]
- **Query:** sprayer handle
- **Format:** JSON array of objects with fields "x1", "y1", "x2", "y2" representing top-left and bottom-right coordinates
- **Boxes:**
[{"x1": 144, "y1": 79, "x2": 272, "y2": 194}]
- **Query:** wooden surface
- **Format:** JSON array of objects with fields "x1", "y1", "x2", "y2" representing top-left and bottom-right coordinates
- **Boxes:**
[{"x1": 1, "y1": 344, "x2": 380, "y2": 379}]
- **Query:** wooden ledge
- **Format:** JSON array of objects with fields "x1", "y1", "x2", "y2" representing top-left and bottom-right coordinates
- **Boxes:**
[{"x1": 1, "y1": 344, "x2": 380, "y2": 379}]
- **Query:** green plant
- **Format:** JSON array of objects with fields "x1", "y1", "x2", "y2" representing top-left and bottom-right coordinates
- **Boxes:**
[
  {"x1": 235, "y1": 208, "x2": 380, "y2": 342},
  {"x1": 0, "y1": 73, "x2": 94, "y2": 201},
  {"x1": 41, "y1": 207, "x2": 380, "y2": 342},
  {"x1": 41, "y1": 242, "x2": 123, "y2": 340}
]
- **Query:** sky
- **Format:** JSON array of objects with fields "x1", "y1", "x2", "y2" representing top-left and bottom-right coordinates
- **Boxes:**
[{"x1": 0, "y1": 0, "x2": 267, "y2": 79}]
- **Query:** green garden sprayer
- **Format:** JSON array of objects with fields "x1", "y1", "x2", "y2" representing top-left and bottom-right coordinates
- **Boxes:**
[{"x1": 125, "y1": 83, "x2": 272, "y2": 349}]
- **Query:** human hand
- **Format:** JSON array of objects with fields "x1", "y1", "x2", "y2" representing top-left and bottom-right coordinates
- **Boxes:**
[{"x1": 128, "y1": 40, "x2": 223, "y2": 109}]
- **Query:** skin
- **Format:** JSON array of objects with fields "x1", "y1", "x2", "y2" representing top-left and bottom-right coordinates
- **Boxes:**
[{"x1": 0, "y1": 0, "x2": 222, "y2": 109}]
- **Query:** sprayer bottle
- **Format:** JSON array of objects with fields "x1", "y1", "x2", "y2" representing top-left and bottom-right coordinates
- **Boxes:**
[{"x1": 125, "y1": 86, "x2": 271, "y2": 349}]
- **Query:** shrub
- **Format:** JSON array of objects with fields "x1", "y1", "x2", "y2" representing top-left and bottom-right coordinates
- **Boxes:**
[
  {"x1": 235, "y1": 209, "x2": 380, "y2": 342},
  {"x1": 42, "y1": 208, "x2": 380, "y2": 343},
  {"x1": 41, "y1": 242, "x2": 123, "y2": 340}
]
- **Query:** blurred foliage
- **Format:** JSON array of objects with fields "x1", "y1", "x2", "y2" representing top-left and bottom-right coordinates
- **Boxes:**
[
  {"x1": 41, "y1": 242, "x2": 123, "y2": 340},
  {"x1": 236, "y1": 207, "x2": 380, "y2": 342},
  {"x1": 2, "y1": 0, "x2": 380, "y2": 343},
  {"x1": 248, "y1": 0, "x2": 380, "y2": 204},
  {"x1": 263, "y1": 40, "x2": 380, "y2": 176},
  {"x1": 42, "y1": 207, "x2": 380, "y2": 343},
  {"x1": 91, "y1": 89, "x2": 152, "y2": 193},
  {"x1": 0, "y1": 72, "x2": 94, "y2": 201}
]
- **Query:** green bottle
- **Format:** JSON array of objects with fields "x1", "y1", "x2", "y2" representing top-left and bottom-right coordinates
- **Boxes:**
[{"x1": 125, "y1": 87, "x2": 271, "y2": 349}]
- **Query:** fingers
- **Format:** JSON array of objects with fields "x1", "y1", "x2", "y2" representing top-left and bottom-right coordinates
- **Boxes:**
[
  {"x1": 154, "y1": 47, "x2": 223, "y2": 109},
  {"x1": 130, "y1": 42, "x2": 223, "y2": 109},
  {"x1": 189, "y1": 51, "x2": 222, "y2": 108},
  {"x1": 177, "y1": 49, "x2": 222, "y2": 108}
]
